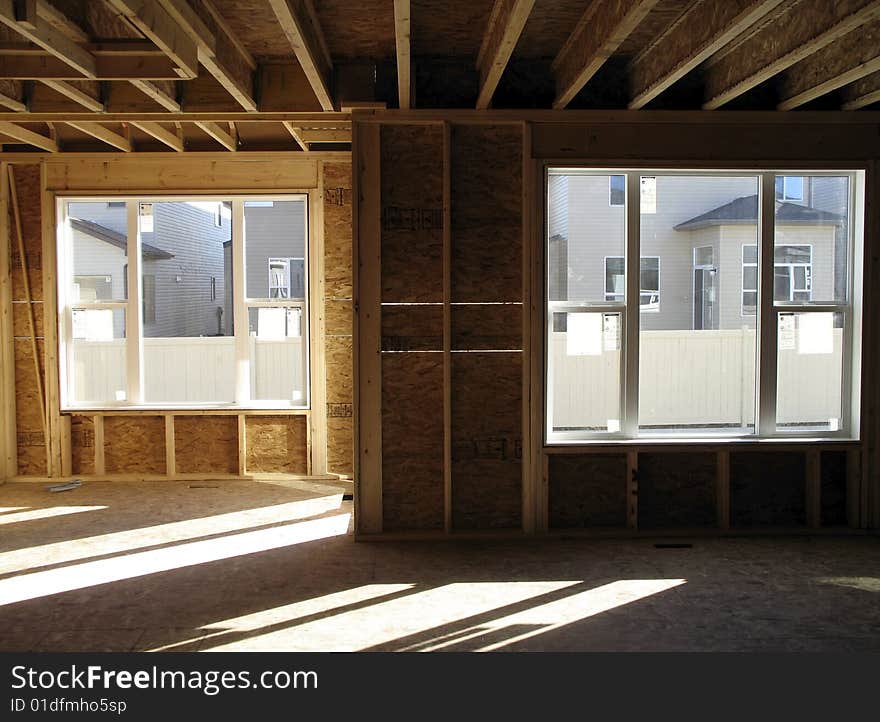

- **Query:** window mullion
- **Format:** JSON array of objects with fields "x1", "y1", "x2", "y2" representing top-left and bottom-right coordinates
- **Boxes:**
[
  {"x1": 757, "y1": 172, "x2": 777, "y2": 436},
  {"x1": 623, "y1": 172, "x2": 640, "y2": 437},
  {"x1": 232, "y1": 199, "x2": 250, "y2": 404},
  {"x1": 125, "y1": 201, "x2": 144, "y2": 405}
]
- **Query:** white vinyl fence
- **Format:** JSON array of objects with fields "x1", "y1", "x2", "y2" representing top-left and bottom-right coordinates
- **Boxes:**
[
  {"x1": 71, "y1": 336, "x2": 305, "y2": 404},
  {"x1": 550, "y1": 328, "x2": 843, "y2": 430}
]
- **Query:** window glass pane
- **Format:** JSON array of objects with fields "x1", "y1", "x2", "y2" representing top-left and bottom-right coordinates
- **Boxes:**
[
  {"x1": 775, "y1": 175, "x2": 848, "y2": 304},
  {"x1": 639, "y1": 175, "x2": 759, "y2": 434},
  {"x1": 609, "y1": 175, "x2": 625, "y2": 206},
  {"x1": 247, "y1": 306, "x2": 307, "y2": 403},
  {"x1": 548, "y1": 172, "x2": 625, "y2": 303},
  {"x1": 141, "y1": 201, "x2": 235, "y2": 404},
  {"x1": 69, "y1": 307, "x2": 126, "y2": 404},
  {"x1": 67, "y1": 201, "x2": 128, "y2": 302},
  {"x1": 777, "y1": 312, "x2": 844, "y2": 432},
  {"x1": 245, "y1": 200, "x2": 306, "y2": 299},
  {"x1": 548, "y1": 312, "x2": 621, "y2": 434}
]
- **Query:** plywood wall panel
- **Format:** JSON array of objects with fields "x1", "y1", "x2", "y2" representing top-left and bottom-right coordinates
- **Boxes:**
[
  {"x1": 549, "y1": 454, "x2": 627, "y2": 528},
  {"x1": 325, "y1": 336, "x2": 353, "y2": 409},
  {"x1": 11, "y1": 301, "x2": 44, "y2": 338},
  {"x1": 451, "y1": 303, "x2": 522, "y2": 351},
  {"x1": 382, "y1": 352, "x2": 445, "y2": 530},
  {"x1": 380, "y1": 124, "x2": 444, "y2": 303},
  {"x1": 452, "y1": 352, "x2": 522, "y2": 529},
  {"x1": 14, "y1": 337, "x2": 45, "y2": 476},
  {"x1": 174, "y1": 416, "x2": 238, "y2": 475},
  {"x1": 381, "y1": 304, "x2": 443, "y2": 351},
  {"x1": 245, "y1": 416, "x2": 308, "y2": 474},
  {"x1": 70, "y1": 415, "x2": 95, "y2": 476},
  {"x1": 324, "y1": 299, "x2": 352, "y2": 336},
  {"x1": 104, "y1": 416, "x2": 166, "y2": 475},
  {"x1": 730, "y1": 452, "x2": 806, "y2": 527},
  {"x1": 638, "y1": 452, "x2": 716, "y2": 528},
  {"x1": 451, "y1": 124, "x2": 522, "y2": 303}
]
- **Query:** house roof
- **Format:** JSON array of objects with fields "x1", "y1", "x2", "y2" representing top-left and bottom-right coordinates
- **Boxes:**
[
  {"x1": 674, "y1": 195, "x2": 845, "y2": 231},
  {"x1": 70, "y1": 218, "x2": 175, "y2": 260}
]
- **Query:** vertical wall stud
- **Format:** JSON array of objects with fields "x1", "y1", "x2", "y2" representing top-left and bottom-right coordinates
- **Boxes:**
[{"x1": 442, "y1": 122, "x2": 452, "y2": 534}]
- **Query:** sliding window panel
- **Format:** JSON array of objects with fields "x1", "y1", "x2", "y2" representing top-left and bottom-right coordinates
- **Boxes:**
[
  {"x1": 141, "y1": 201, "x2": 235, "y2": 404},
  {"x1": 69, "y1": 307, "x2": 126, "y2": 405},
  {"x1": 638, "y1": 175, "x2": 759, "y2": 436}
]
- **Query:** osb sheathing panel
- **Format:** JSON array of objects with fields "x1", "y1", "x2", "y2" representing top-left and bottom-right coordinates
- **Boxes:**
[
  {"x1": 549, "y1": 454, "x2": 627, "y2": 528},
  {"x1": 637, "y1": 452, "x2": 716, "y2": 529},
  {"x1": 70, "y1": 416, "x2": 95, "y2": 476},
  {"x1": 451, "y1": 124, "x2": 522, "y2": 303},
  {"x1": 324, "y1": 299, "x2": 352, "y2": 336},
  {"x1": 104, "y1": 416, "x2": 166, "y2": 475},
  {"x1": 730, "y1": 452, "x2": 806, "y2": 527},
  {"x1": 452, "y1": 303, "x2": 522, "y2": 351},
  {"x1": 14, "y1": 337, "x2": 45, "y2": 476},
  {"x1": 380, "y1": 125, "x2": 443, "y2": 303},
  {"x1": 327, "y1": 416, "x2": 353, "y2": 477},
  {"x1": 245, "y1": 416, "x2": 308, "y2": 474},
  {"x1": 174, "y1": 416, "x2": 238, "y2": 475},
  {"x1": 382, "y1": 353, "x2": 444, "y2": 531},
  {"x1": 323, "y1": 163, "x2": 352, "y2": 300},
  {"x1": 381, "y1": 304, "x2": 443, "y2": 351},
  {"x1": 12, "y1": 301, "x2": 44, "y2": 338},
  {"x1": 452, "y1": 352, "x2": 522, "y2": 530},
  {"x1": 325, "y1": 336, "x2": 353, "y2": 408},
  {"x1": 820, "y1": 450, "x2": 848, "y2": 527}
]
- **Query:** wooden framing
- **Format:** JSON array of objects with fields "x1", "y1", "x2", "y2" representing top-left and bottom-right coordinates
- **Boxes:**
[
  {"x1": 475, "y1": 0, "x2": 535, "y2": 110},
  {"x1": 703, "y1": 0, "x2": 880, "y2": 110},
  {"x1": 129, "y1": 80, "x2": 180, "y2": 112},
  {"x1": 130, "y1": 120, "x2": 183, "y2": 151},
  {"x1": 393, "y1": 0, "x2": 410, "y2": 110},
  {"x1": 0, "y1": 91, "x2": 25, "y2": 112},
  {"x1": 628, "y1": 0, "x2": 785, "y2": 109},
  {"x1": 267, "y1": 0, "x2": 334, "y2": 111},
  {"x1": 194, "y1": 120, "x2": 237, "y2": 150},
  {"x1": 0, "y1": 162, "x2": 16, "y2": 479},
  {"x1": 442, "y1": 122, "x2": 452, "y2": 532},
  {"x1": 309, "y1": 169, "x2": 328, "y2": 475},
  {"x1": 66, "y1": 122, "x2": 131, "y2": 152},
  {"x1": 0, "y1": 121, "x2": 57, "y2": 151},
  {"x1": 552, "y1": 0, "x2": 657, "y2": 110},
  {"x1": 40, "y1": 80, "x2": 103, "y2": 112}
]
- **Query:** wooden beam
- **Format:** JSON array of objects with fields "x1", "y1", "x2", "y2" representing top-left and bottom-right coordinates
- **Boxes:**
[
  {"x1": 841, "y1": 69, "x2": 880, "y2": 109},
  {"x1": 129, "y1": 120, "x2": 182, "y2": 150},
  {"x1": 158, "y1": 0, "x2": 257, "y2": 111},
  {"x1": 194, "y1": 120, "x2": 236, "y2": 150},
  {"x1": 201, "y1": 0, "x2": 255, "y2": 69},
  {"x1": 0, "y1": 48, "x2": 188, "y2": 80},
  {"x1": 628, "y1": 0, "x2": 785, "y2": 109},
  {"x1": 36, "y1": 0, "x2": 87, "y2": 42},
  {"x1": 267, "y1": 0, "x2": 334, "y2": 111},
  {"x1": 0, "y1": 0, "x2": 96, "y2": 77},
  {"x1": 281, "y1": 120, "x2": 308, "y2": 150},
  {"x1": 40, "y1": 80, "x2": 103, "y2": 111},
  {"x1": 104, "y1": 0, "x2": 199, "y2": 78},
  {"x1": 778, "y1": 19, "x2": 880, "y2": 110},
  {"x1": 552, "y1": 0, "x2": 655, "y2": 110},
  {"x1": 0, "y1": 89, "x2": 24, "y2": 111},
  {"x1": 393, "y1": 0, "x2": 411, "y2": 109},
  {"x1": 704, "y1": 0, "x2": 880, "y2": 110},
  {"x1": 476, "y1": 0, "x2": 535, "y2": 110},
  {"x1": 129, "y1": 79, "x2": 180, "y2": 111},
  {"x1": 295, "y1": 127, "x2": 351, "y2": 143},
  {"x1": 0, "y1": 120, "x2": 56, "y2": 150},
  {"x1": 66, "y1": 121, "x2": 132, "y2": 151}
]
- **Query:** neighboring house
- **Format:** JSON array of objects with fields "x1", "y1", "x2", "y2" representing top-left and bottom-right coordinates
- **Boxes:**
[
  {"x1": 69, "y1": 200, "x2": 305, "y2": 339},
  {"x1": 548, "y1": 174, "x2": 845, "y2": 331}
]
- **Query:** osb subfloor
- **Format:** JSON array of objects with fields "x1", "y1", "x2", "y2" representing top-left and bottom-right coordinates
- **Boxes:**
[{"x1": 0, "y1": 480, "x2": 878, "y2": 652}]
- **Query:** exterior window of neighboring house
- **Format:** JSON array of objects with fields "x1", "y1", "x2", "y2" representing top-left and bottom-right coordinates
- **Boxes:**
[
  {"x1": 609, "y1": 175, "x2": 625, "y2": 206},
  {"x1": 605, "y1": 256, "x2": 660, "y2": 310},
  {"x1": 547, "y1": 169, "x2": 862, "y2": 442},
  {"x1": 742, "y1": 244, "x2": 812, "y2": 315},
  {"x1": 58, "y1": 195, "x2": 309, "y2": 409},
  {"x1": 775, "y1": 176, "x2": 805, "y2": 201}
]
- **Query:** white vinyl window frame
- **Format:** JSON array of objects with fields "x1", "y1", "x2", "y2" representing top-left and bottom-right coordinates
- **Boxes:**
[
  {"x1": 776, "y1": 175, "x2": 805, "y2": 202},
  {"x1": 57, "y1": 194, "x2": 310, "y2": 411},
  {"x1": 604, "y1": 255, "x2": 660, "y2": 311},
  {"x1": 545, "y1": 168, "x2": 863, "y2": 444}
]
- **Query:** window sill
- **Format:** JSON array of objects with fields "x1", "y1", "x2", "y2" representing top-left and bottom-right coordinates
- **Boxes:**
[{"x1": 544, "y1": 436, "x2": 860, "y2": 452}]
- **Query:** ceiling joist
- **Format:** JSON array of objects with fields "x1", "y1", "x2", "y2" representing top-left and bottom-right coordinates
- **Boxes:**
[
  {"x1": 0, "y1": 89, "x2": 25, "y2": 111},
  {"x1": 66, "y1": 121, "x2": 131, "y2": 151},
  {"x1": 778, "y1": 18, "x2": 880, "y2": 110},
  {"x1": 393, "y1": 0, "x2": 410, "y2": 110},
  {"x1": 129, "y1": 79, "x2": 180, "y2": 111},
  {"x1": 704, "y1": 0, "x2": 880, "y2": 110},
  {"x1": 104, "y1": 0, "x2": 199, "y2": 79},
  {"x1": 267, "y1": 0, "x2": 334, "y2": 111},
  {"x1": 841, "y1": 70, "x2": 880, "y2": 109},
  {"x1": 41, "y1": 80, "x2": 104, "y2": 112},
  {"x1": 0, "y1": 46, "x2": 191, "y2": 80},
  {"x1": 0, "y1": 120, "x2": 57, "y2": 150},
  {"x1": 628, "y1": 0, "x2": 786, "y2": 109},
  {"x1": 476, "y1": 0, "x2": 535, "y2": 110},
  {"x1": 0, "y1": 0, "x2": 96, "y2": 77},
  {"x1": 553, "y1": 0, "x2": 658, "y2": 110},
  {"x1": 130, "y1": 120, "x2": 184, "y2": 150},
  {"x1": 194, "y1": 120, "x2": 236, "y2": 150}
]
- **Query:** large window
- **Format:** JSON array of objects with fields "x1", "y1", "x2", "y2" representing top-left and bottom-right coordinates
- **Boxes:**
[
  {"x1": 546, "y1": 170, "x2": 862, "y2": 442},
  {"x1": 58, "y1": 196, "x2": 309, "y2": 409}
]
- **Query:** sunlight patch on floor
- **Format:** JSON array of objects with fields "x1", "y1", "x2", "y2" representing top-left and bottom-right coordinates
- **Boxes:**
[{"x1": 0, "y1": 506, "x2": 108, "y2": 526}]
